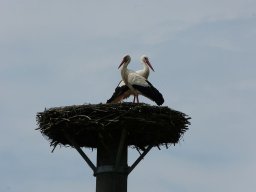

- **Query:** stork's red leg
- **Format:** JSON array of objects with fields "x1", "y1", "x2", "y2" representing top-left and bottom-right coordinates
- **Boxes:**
[
  {"x1": 136, "y1": 95, "x2": 139, "y2": 103},
  {"x1": 133, "y1": 96, "x2": 136, "y2": 103}
]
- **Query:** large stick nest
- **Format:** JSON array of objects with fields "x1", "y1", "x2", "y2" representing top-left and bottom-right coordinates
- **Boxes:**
[{"x1": 36, "y1": 103, "x2": 190, "y2": 149}]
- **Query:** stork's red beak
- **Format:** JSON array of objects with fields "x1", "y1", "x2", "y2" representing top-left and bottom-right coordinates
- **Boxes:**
[{"x1": 145, "y1": 58, "x2": 155, "y2": 72}]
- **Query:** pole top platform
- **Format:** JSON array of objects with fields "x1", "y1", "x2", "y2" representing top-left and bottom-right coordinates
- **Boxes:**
[{"x1": 36, "y1": 103, "x2": 190, "y2": 149}]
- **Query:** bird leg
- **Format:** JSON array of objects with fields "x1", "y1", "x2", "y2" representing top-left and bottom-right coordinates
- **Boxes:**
[
  {"x1": 136, "y1": 95, "x2": 140, "y2": 103},
  {"x1": 133, "y1": 96, "x2": 136, "y2": 103}
]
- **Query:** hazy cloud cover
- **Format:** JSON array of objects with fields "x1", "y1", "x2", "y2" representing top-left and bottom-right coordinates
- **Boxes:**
[{"x1": 1, "y1": 0, "x2": 256, "y2": 191}]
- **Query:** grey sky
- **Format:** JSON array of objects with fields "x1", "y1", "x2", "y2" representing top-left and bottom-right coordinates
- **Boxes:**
[{"x1": 1, "y1": 1, "x2": 256, "y2": 192}]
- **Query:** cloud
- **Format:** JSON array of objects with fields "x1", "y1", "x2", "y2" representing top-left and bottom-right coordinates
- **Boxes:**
[{"x1": 1, "y1": 0, "x2": 255, "y2": 44}]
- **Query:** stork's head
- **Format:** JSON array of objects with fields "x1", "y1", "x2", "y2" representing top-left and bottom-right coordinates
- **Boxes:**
[
  {"x1": 141, "y1": 55, "x2": 155, "y2": 72},
  {"x1": 118, "y1": 55, "x2": 131, "y2": 69}
]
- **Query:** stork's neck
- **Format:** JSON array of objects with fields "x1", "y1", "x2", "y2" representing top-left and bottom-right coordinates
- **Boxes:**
[
  {"x1": 136, "y1": 62, "x2": 150, "y2": 79},
  {"x1": 142, "y1": 62, "x2": 150, "y2": 79},
  {"x1": 120, "y1": 63, "x2": 130, "y2": 85}
]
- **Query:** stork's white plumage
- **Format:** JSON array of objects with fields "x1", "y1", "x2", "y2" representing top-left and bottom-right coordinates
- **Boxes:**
[
  {"x1": 107, "y1": 55, "x2": 154, "y2": 103},
  {"x1": 107, "y1": 55, "x2": 164, "y2": 106}
]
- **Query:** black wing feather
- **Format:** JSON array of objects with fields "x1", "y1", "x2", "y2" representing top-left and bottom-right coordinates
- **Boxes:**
[
  {"x1": 132, "y1": 80, "x2": 164, "y2": 106},
  {"x1": 107, "y1": 85, "x2": 130, "y2": 103}
]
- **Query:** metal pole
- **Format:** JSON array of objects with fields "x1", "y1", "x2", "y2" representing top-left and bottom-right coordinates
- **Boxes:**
[
  {"x1": 95, "y1": 131, "x2": 128, "y2": 192},
  {"x1": 64, "y1": 132, "x2": 96, "y2": 172},
  {"x1": 128, "y1": 145, "x2": 153, "y2": 175},
  {"x1": 115, "y1": 129, "x2": 127, "y2": 170}
]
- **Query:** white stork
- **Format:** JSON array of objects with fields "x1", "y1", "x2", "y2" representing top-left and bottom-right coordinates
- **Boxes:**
[
  {"x1": 107, "y1": 55, "x2": 154, "y2": 103},
  {"x1": 108, "y1": 55, "x2": 164, "y2": 106}
]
